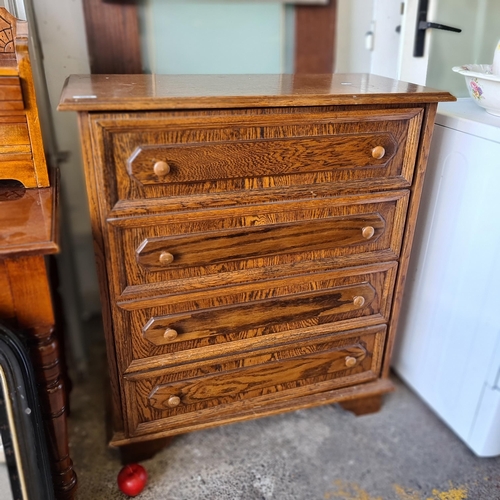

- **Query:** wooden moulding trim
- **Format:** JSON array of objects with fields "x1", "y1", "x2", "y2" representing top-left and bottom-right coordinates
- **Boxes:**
[
  {"x1": 381, "y1": 103, "x2": 439, "y2": 379},
  {"x1": 58, "y1": 74, "x2": 456, "y2": 112},
  {"x1": 76, "y1": 112, "x2": 125, "y2": 434},
  {"x1": 58, "y1": 91, "x2": 457, "y2": 112}
]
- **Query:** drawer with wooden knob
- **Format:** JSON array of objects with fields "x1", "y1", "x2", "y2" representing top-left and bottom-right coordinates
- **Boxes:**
[
  {"x1": 108, "y1": 191, "x2": 409, "y2": 299},
  {"x1": 115, "y1": 262, "x2": 397, "y2": 372},
  {"x1": 89, "y1": 107, "x2": 423, "y2": 211},
  {"x1": 122, "y1": 324, "x2": 386, "y2": 437}
]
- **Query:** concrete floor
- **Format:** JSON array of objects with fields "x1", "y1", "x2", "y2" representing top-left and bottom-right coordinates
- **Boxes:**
[{"x1": 68, "y1": 319, "x2": 500, "y2": 500}]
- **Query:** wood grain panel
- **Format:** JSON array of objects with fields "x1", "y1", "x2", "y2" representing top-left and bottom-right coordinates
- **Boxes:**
[
  {"x1": 0, "y1": 160, "x2": 36, "y2": 187},
  {"x1": 117, "y1": 262, "x2": 397, "y2": 373},
  {"x1": 142, "y1": 282, "x2": 376, "y2": 347},
  {"x1": 128, "y1": 133, "x2": 398, "y2": 186},
  {"x1": 113, "y1": 378, "x2": 395, "y2": 446},
  {"x1": 149, "y1": 344, "x2": 367, "y2": 410},
  {"x1": 124, "y1": 325, "x2": 386, "y2": 436},
  {"x1": 0, "y1": 76, "x2": 23, "y2": 105},
  {"x1": 0, "y1": 260, "x2": 15, "y2": 319},
  {"x1": 58, "y1": 74, "x2": 455, "y2": 112},
  {"x1": 295, "y1": 0, "x2": 337, "y2": 73},
  {"x1": 94, "y1": 107, "x2": 422, "y2": 207},
  {"x1": 0, "y1": 122, "x2": 29, "y2": 146},
  {"x1": 82, "y1": 0, "x2": 142, "y2": 74},
  {"x1": 109, "y1": 191, "x2": 408, "y2": 298},
  {"x1": 136, "y1": 213, "x2": 385, "y2": 271},
  {"x1": 0, "y1": 185, "x2": 58, "y2": 257}
]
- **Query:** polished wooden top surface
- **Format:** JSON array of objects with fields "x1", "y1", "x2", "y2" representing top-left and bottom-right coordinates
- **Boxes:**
[
  {"x1": 58, "y1": 73, "x2": 455, "y2": 111},
  {"x1": 0, "y1": 182, "x2": 58, "y2": 257}
]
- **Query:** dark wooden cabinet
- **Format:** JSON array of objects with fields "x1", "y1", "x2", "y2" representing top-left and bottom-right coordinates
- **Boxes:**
[{"x1": 59, "y1": 73, "x2": 454, "y2": 452}]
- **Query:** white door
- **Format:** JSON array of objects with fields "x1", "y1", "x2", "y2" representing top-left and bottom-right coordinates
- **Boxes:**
[
  {"x1": 369, "y1": 0, "x2": 403, "y2": 79},
  {"x1": 398, "y1": 0, "x2": 500, "y2": 94}
]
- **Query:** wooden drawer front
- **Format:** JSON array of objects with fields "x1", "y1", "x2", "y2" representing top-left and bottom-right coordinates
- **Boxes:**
[
  {"x1": 0, "y1": 116, "x2": 30, "y2": 155},
  {"x1": 0, "y1": 77, "x2": 24, "y2": 111},
  {"x1": 118, "y1": 263, "x2": 396, "y2": 372},
  {"x1": 124, "y1": 325, "x2": 386, "y2": 436},
  {"x1": 129, "y1": 134, "x2": 397, "y2": 185},
  {"x1": 91, "y1": 107, "x2": 422, "y2": 209},
  {"x1": 136, "y1": 213, "x2": 386, "y2": 272},
  {"x1": 109, "y1": 191, "x2": 408, "y2": 297}
]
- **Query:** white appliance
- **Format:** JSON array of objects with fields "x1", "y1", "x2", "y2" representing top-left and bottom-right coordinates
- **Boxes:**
[{"x1": 392, "y1": 98, "x2": 500, "y2": 457}]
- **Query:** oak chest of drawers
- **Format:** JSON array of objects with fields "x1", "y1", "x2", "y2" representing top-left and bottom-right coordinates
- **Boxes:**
[{"x1": 59, "y1": 74, "x2": 454, "y2": 451}]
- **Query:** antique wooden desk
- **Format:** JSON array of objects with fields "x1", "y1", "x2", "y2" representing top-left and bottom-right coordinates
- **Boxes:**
[
  {"x1": 0, "y1": 180, "x2": 77, "y2": 499},
  {"x1": 0, "y1": 8, "x2": 76, "y2": 499},
  {"x1": 59, "y1": 74, "x2": 454, "y2": 458}
]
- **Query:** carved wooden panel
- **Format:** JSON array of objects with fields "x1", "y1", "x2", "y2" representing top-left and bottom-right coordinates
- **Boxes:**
[
  {"x1": 135, "y1": 213, "x2": 386, "y2": 272},
  {"x1": 90, "y1": 107, "x2": 423, "y2": 210},
  {"x1": 124, "y1": 325, "x2": 386, "y2": 437},
  {"x1": 142, "y1": 283, "x2": 377, "y2": 347},
  {"x1": 115, "y1": 262, "x2": 397, "y2": 374},
  {"x1": 0, "y1": 8, "x2": 49, "y2": 188},
  {"x1": 127, "y1": 133, "x2": 399, "y2": 186},
  {"x1": 0, "y1": 9, "x2": 16, "y2": 55},
  {"x1": 108, "y1": 191, "x2": 408, "y2": 299}
]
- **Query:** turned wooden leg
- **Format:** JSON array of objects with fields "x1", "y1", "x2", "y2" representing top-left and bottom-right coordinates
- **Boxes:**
[
  {"x1": 118, "y1": 437, "x2": 175, "y2": 465},
  {"x1": 339, "y1": 395, "x2": 383, "y2": 416},
  {"x1": 5, "y1": 256, "x2": 77, "y2": 499}
]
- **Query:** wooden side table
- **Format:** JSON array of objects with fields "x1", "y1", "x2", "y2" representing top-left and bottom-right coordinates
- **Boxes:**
[{"x1": 0, "y1": 180, "x2": 77, "y2": 499}]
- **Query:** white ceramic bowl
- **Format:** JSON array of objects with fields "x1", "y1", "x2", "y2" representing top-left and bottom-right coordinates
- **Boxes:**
[{"x1": 452, "y1": 64, "x2": 500, "y2": 117}]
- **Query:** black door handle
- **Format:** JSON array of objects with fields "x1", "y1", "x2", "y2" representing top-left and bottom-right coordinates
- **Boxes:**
[
  {"x1": 414, "y1": 0, "x2": 462, "y2": 57},
  {"x1": 418, "y1": 21, "x2": 462, "y2": 33}
]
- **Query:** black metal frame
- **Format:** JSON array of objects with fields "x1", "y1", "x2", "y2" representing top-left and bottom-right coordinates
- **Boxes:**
[{"x1": 0, "y1": 321, "x2": 54, "y2": 500}]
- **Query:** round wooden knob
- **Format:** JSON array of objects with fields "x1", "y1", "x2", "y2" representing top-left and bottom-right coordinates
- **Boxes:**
[
  {"x1": 167, "y1": 395, "x2": 181, "y2": 407},
  {"x1": 345, "y1": 356, "x2": 357, "y2": 368},
  {"x1": 159, "y1": 251, "x2": 174, "y2": 265},
  {"x1": 153, "y1": 160, "x2": 171, "y2": 176},
  {"x1": 163, "y1": 328, "x2": 178, "y2": 341},
  {"x1": 371, "y1": 146, "x2": 386, "y2": 159},
  {"x1": 353, "y1": 295, "x2": 365, "y2": 308},
  {"x1": 361, "y1": 226, "x2": 375, "y2": 240}
]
